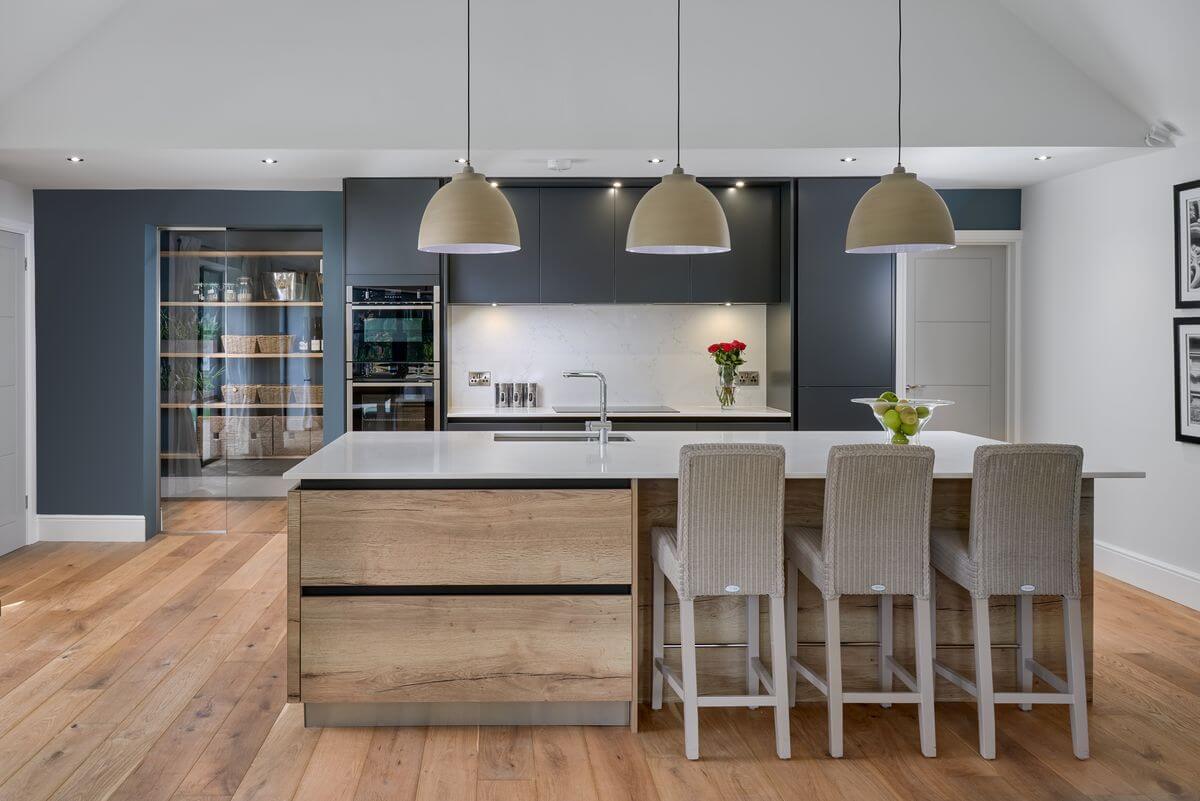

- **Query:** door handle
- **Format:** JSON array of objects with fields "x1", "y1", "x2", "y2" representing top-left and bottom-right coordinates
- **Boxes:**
[{"x1": 905, "y1": 384, "x2": 925, "y2": 392}]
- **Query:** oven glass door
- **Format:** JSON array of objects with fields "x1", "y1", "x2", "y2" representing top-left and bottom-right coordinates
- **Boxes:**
[
  {"x1": 348, "y1": 382, "x2": 439, "y2": 432},
  {"x1": 349, "y1": 306, "x2": 437, "y2": 366}
]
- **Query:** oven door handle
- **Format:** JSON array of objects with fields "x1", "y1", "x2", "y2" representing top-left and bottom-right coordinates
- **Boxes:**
[
  {"x1": 348, "y1": 304, "x2": 435, "y2": 311},
  {"x1": 348, "y1": 381, "x2": 438, "y2": 388}
]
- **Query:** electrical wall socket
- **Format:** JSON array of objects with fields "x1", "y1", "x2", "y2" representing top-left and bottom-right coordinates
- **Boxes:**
[
  {"x1": 737, "y1": 370, "x2": 760, "y2": 386},
  {"x1": 468, "y1": 371, "x2": 492, "y2": 387}
]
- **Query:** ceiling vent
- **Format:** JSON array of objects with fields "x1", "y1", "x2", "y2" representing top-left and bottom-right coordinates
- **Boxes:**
[{"x1": 546, "y1": 158, "x2": 573, "y2": 172}]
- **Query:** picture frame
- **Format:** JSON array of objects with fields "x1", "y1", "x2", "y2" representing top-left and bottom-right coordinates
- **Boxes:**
[
  {"x1": 1175, "y1": 317, "x2": 1200, "y2": 444},
  {"x1": 1174, "y1": 179, "x2": 1200, "y2": 307}
]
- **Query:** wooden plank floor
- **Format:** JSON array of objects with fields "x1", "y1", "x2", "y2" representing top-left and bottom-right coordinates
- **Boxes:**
[{"x1": 1, "y1": 504, "x2": 1198, "y2": 800}]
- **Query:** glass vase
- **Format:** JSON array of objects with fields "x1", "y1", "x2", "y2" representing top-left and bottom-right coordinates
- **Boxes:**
[{"x1": 715, "y1": 365, "x2": 738, "y2": 409}]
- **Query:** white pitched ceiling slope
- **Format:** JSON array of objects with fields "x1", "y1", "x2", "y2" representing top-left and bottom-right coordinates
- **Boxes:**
[{"x1": 0, "y1": 0, "x2": 1164, "y2": 189}]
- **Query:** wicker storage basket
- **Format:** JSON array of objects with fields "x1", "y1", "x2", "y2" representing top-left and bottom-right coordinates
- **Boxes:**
[
  {"x1": 221, "y1": 384, "x2": 257, "y2": 405},
  {"x1": 272, "y1": 415, "x2": 311, "y2": 457},
  {"x1": 220, "y1": 415, "x2": 273, "y2": 458},
  {"x1": 196, "y1": 416, "x2": 226, "y2": 461},
  {"x1": 289, "y1": 383, "x2": 324, "y2": 404},
  {"x1": 221, "y1": 334, "x2": 257, "y2": 355},
  {"x1": 255, "y1": 335, "x2": 294, "y2": 354},
  {"x1": 257, "y1": 384, "x2": 289, "y2": 405}
]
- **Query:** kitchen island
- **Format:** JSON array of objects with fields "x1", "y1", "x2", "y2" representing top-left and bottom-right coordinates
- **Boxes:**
[{"x1": 283, "y1": 431, "x2": 1141, "y2": 729}]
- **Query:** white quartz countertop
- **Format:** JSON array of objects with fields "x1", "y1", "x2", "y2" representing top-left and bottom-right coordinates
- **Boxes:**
[
  {"x1": 446, "y1": 405, "x2": 791, "y2": 418},
  {"x1": 284, "y1": 431, "x2": 1144, "y2": 481}
]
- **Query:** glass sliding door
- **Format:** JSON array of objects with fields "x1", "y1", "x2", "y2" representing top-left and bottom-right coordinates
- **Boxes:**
[{"x1": 158, "y1": 227, "x2": 325, "y2": 534}]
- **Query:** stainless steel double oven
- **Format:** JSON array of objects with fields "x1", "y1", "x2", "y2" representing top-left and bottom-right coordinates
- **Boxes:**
[{"x1": 345, "y1": 285, "x2": 440, "y2": 431}]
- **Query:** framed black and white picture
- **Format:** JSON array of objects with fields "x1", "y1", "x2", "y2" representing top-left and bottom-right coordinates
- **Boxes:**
[
  {"x1": 1175, "y1": 317, "x2": 1200, "y2": 444},
  {"x1": 1175, "y1": 179, "x2": 1200, "y2": 307}
]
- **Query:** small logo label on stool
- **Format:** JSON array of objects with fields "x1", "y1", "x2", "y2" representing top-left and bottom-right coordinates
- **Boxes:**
[
  {"x1": 724, "y1": 585, "x2": 740, "y2": 593},
  {"x1": 870, "y1": 584, "x2": 887, "y2": 592},
  {"x1": 1020, "y1": 584, "x2": 1036, "y2": 593}
]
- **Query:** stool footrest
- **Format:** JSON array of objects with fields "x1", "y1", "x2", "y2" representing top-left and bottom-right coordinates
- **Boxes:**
[
  {"x1": 994, "y1": 692, "x2": 1075, "y2": 705},
  {"x1": 843, "y1": 691, "x2": 922, "y2": 705},
  {"x1": 698, "y1": 694, "x2": 783, "y2": 708}
]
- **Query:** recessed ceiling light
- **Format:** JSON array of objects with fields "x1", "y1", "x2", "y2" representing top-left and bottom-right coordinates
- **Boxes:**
[
  {"x1": 724, "y1": 302, "x2": 732, "y2": 307},
  {"x1": 454, "y1": 157, "x2": 468, "y2": 164},
  {"x1": 1034, "y1": 154, "x2": 1052, "y2": 161},
  {"x1": 66, "y1": 155, "x2": 84, "y2": 163},
  {"x1": 491, "y1": 302, "x2": 498, "y2": 307},
  {"x1": 648, "y1": 157, "x2": 664, "y2": 164},
  {"x1": 734, "y1": 180, "x2": 745, "y2": 188},
  {"x1": 261, "y1": 158, "x2": 278, "y2": 165},
  {"x1": 612, "y1": 181, "x2": 622, "y2": 188},
  {"x1": 840, "y1": 156, "x2": 857, "y2": 163}
]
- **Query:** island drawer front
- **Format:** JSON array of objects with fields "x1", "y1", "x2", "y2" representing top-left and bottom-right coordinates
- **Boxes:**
[
  {"x1": 299, "y1": 489, "x2": 633, "y2": 585},
  {"x1": 300, "y1": 595, "x2": 632, "y2": 703}
]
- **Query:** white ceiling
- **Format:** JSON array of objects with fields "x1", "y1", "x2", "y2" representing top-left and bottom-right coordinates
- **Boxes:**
[{"x1": 0, "y1": 0, "x2": 1190, "y2": 190}]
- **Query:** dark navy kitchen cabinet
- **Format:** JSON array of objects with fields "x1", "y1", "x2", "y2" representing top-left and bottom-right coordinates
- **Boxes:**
[
  {"x1": 793, "y1": 178, "x2": 896, "y2": 427},
  {"x1": 539, "y1": 188, "x2": 616, "y2": 303},
  {"x1": 689, "y1": 184, "x2": 782, "y2": 303},
  {"x1": 447, "y1": 187, "x2": 541, "y2": 303},
  {"x1": 613, "y1": 188, "x2": 691, "y2": 303},
  {"x1": 344, "y1": 178, "x2": 441, "y2": 280}
]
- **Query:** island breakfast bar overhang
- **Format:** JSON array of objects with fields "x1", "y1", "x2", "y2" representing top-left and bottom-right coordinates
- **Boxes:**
[{"x1": 283, "y1": 431, "x2": 1143, "y2": 729}]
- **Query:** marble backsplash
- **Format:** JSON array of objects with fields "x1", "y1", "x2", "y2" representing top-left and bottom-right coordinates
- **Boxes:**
[{"x1": 447, "y1": 304, "x2": 769, "y2": 409}]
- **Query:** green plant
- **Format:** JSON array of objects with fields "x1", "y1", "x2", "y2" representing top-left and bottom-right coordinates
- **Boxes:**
[
  {"x1": 160, "y1": 310, "x2": 199, "y2": 342},
  {"x1": 195, "y1": 366, "x2": 225, "y2": 396},
  {"x1": 197, "y1": 313, "x2": 221, "y2": 341}
]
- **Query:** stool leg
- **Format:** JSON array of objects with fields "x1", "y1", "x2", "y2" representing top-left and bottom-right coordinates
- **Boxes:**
[
  {"x1": 825, "y1": 596, "x2": 844, "y2": 758},
  {"x1": 651, "y1": 561, "x2": 665, "y2": 710},
  {"x1": 1016, "y1": 593, "x2": 1034, "y2": 711},
  {"x1": 785, "y1": 562, "x2": 798, "y2": 706},
  {"x1": 1063, "y1": 596, "x2": 1090, "y2": 759},
  {"x1": 747, "y1": 595, "x2": 761, "y2": 703},
  {"x1": 768, "y1": 595, "x2": 792, "y2": 759},
  {"x1": 914, "y1": 595, "x2": 937, "y2": 758},
  {"x1": 878, "y1": 594, "x2": 894, "y2": 707},
  {"x1": 680, "y1": 598, "x2": 700, "y2": 760},
  {"x1": 972, "y1": 596, "x2": 997, "y2": 759}
]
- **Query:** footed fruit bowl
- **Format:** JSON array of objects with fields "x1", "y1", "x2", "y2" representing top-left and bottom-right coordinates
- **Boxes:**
[{"x1": 851, "y1": 394, "x2": 954, "y2": 445}]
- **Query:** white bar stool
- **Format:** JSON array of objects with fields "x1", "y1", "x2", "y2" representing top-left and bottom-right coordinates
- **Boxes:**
[
  {"x1": 785, "y1": 444, "x2": 937, "y2": 758},
  {"x1": 650, "y1": 443, "x2": 790, "y2": 760},
  {"x1": 931, "y1": 444, "x2": 1088, "y2": 760}
]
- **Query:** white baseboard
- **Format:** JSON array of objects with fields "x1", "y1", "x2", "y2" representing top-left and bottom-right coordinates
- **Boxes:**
[
  {"x1": 36, "y1": 514, "x2": 146, "y2": 543},
  {"x1": 1095, "y1": 540, "x2": 1200, "y2": 611}
]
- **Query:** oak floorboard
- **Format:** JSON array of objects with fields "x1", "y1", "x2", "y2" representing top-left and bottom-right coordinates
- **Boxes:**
[
  {"x1": 226, "y1": 704, "x2": 320, "y2": 801},
  {"x1": 414, "y1": 727, "x2": 478, "y2": 801},
  {"x1": 350, "y1": 726, "x2": 425, "y2": 801},
  {"x1": 291, "y1": 727, "x2": 374, "y2": 801}
]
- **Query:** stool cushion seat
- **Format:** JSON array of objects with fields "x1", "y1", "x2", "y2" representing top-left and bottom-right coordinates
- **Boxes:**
[
  {"x1": 651, "y1": 526, "x2": 682, "y2": 590},
  {"x1": 930, "y1": 527, "x2": 978, "y2": 591},
  {"x1": 784, "y1": 526, "x2": 827, "y2": 596}
]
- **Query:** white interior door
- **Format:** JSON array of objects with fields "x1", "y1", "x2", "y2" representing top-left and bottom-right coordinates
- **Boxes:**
[
  {"x1": 905, "y1": 244, "x2": 1008, "y2": 439},
  {"x1": 0, "y1": 230, "x2": 25, "y2": 555}
]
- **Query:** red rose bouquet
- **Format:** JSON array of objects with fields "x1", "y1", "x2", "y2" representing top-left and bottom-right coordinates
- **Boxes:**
[{"x1": 707, "y1": 340, "x2": 747, "y2": 408}]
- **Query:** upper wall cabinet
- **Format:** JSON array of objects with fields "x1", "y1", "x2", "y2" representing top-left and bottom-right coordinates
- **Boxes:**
[
  {"x1": 690, "y1": 184, "x2": 782, "y2": 304},
  {"x1": 447, "y1": 187, "x2": 541, "y2": 303},
  {"x1": 539, "y1": 188, "x2": 616, "y2": 303},
  {"x1": 614, "y1": 188, "x2": 691, "y2": 303},
  {"x1": 344, "y1": 178, "x2": 441, "y2": 280}
]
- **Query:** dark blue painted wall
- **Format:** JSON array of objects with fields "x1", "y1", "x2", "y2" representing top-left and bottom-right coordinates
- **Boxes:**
[
  {"x1": 33, "y1": 190, "x2": 343, "y2": 536},
  {"x1": 939, "y1": 188, "x2": 1021, "y2": 230}
]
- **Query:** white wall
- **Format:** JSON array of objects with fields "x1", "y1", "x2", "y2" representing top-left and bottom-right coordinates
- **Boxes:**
[
  {"x1": 448, "y1": 305, "x2": 768, "y2": 410},
  {"x1": 0, "y1": 177, "x2": 33, "y2": 224},
  {"x1": 1022, "y1": 143, "x2": 1200, "y2": 609}
]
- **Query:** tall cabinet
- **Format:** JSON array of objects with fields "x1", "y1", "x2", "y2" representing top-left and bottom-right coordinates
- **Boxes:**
[{"x1": 158, "y1": 228, "x2": 326, "y2": 533}]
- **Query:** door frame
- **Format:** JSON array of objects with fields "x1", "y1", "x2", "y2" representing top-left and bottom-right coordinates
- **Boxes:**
[
  {"x1": 894, "y1": 230, "x2": 1023, "y2": 442},
  {"x1": 0, "y1": 216, "x2": 36, "y2": 546}
]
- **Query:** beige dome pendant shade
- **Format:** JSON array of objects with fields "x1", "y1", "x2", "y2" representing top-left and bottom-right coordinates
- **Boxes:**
[
  {"x1": 845, "y1": 0, "x2": 955, "y2": 255},
  {"x1": 626, "y1": 0, "x2": 729, "y2": 255},
  {"x1": 417, "y1": 0, "x2": 519, "y2": 255}
]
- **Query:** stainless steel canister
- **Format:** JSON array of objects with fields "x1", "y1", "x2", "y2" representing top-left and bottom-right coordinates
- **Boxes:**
[
  {"x1": 524, "y1": 382, "x2": 538, "y2": 408},
  {"x1": 496, "y1": 382, "x2": 513, "y2": 407},
  {"x1": 512, "y1": 382, "x2": 529, "y2": 408}
]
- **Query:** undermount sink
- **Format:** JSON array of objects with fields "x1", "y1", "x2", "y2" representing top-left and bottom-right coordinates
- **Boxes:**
[
  {"x1": 552, "y1": 405, "x2": 678, "y2": 413},
  {"x1": 492, "y1": 432, "x2": 635, "y2": 443}
]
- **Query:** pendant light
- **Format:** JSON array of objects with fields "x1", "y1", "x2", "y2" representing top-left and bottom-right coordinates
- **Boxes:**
[
  {"x1": 626, "y1": 0, "x2": 730, "y2": 255},
  {"x1": 845, "y1": 0, "x2": 955, "y2": 254},
  {"x1": 418, "y1": 0, "x2": 519, "y2": 254}
]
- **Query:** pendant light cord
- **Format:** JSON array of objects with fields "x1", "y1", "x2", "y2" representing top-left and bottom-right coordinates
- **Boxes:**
[
  {"x1": 676, "y1": 0, "x2": 682, "y2": 169},
  {"x1": 466, "y1": 0, "x2": 472, "y2": 166},
  {"x1": 896, "y1": 0, "x2": 903, "y2": 168}
]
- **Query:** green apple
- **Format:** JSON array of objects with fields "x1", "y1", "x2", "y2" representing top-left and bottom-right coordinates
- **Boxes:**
[
  {"x1": 882, "y1": 409, "x2": 902, "y2": 432},
  {"x1": 901, "y1": 421, "x2": 918, "y2": 436},
  {"x1": 916, "y1": 405, "x2": 930, "y2": 419},
  {"x1": 891, "y1": 432, "x2": 909, "y2": 445},
  {"x1": 897, "y1": 405, "x2": 918, "y2": 426},
  {"x1": 878, "y1": 391, "x2": 899, "y2": 403},
  {"x1": 872, "y1": 402, "x2": 892, "y2": 415}
]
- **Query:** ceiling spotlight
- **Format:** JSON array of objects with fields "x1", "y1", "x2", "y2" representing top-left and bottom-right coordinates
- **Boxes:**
[
  {"x1": 490, "y1": 181, "x2": 499, "y2": 188},
  {"x1": 648, "y1": 157, "x2": 664, "y2": 164},
  {"x1": 261, "y1": 158, "x2": 278, "y2": 165},
  {"x1": 454, "y1": 157, "x2": 468, "y2": 164},
  {"x1": 491, "y1": 302, "x2": 498, "y2": 307},
  {"x1": 66, "y1": 155, "x2": 85, "y2": 163},
  {"x1": 612, "y1": 181, "x2": 622, "y2": 188},
  {"x1": 723, "y1": 302, "x2": 732, "y2": 307},
  {"x1": 1033, "y1": 154, "x2": 1052, "y2": 161},
  {"x1": 840, "y1": 156, "x2": 857, "y2": 163},
  {"x1": 734, "y1": 180, "x2": 745, "y2": 188}
]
